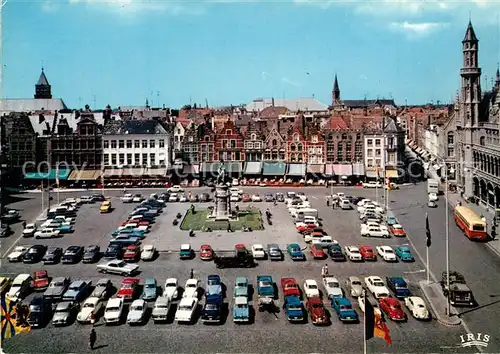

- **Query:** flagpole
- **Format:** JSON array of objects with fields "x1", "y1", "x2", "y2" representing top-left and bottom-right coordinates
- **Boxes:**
[
  {"x1": 41, "y1": 182, "x2": 44, "y2": 213},
  {"x1": 56, "y1": 166, "x2": 60, "y2": 205},
  {"x1": 426, "y1": 233, "x2": 430, "y2": 284}
]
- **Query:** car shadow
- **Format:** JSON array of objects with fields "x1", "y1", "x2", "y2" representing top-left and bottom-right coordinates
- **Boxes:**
[{"x1": 219, "y1": 302, "x2": 229, "y2": 325}]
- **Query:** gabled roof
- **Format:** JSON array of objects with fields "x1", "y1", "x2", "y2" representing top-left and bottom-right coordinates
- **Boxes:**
[
  {"x1": 383, "y1": 117, "x2": 401, "y2": 133},
  {"x1": 0, "y1": 98, "x2": 67, "y2": 114},
  {"x1": 259, "y1": 106, "x2": 289, "y2": 118},
  {"x1": 37, "y1": 70, "x2": 50, "y2": 86},
  {"x1": 246, "y1": 98, "x2": 328, "y2": 112},
  {"x1": 325, "y1": 115, "x2": 348, "y2": 130},
  {"x1": 103, "y1": 119, "x2": 167, "y2": 135},
  {"x1": 342, "y1": 99, "x2": 396, "y2": 108}
]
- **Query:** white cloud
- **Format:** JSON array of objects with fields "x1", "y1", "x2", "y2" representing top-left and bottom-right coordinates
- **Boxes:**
[
  {"x1": 41, "y1": 0, "x2": 59, "y2": 12},
  {"x1": 389, "y1": 21, "x2": 448, "y2": 38},
  {"x1": 282, "y1": 77, "x2": 301, "y2": 87},
  {"x1": 55, "y1": 0, "x2": 205, "y2": 16}
]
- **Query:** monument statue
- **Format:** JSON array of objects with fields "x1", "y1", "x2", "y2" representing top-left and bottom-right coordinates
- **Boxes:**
[{"x1": 216, "y1": 160, "x2": 228, "y2": 186}]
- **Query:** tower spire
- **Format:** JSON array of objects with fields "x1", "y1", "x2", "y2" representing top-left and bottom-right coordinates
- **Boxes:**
[
  {"x1": 332, "y1": 73, "x2": 340, "y2": 105},
  {"x1": 495, "y1": 63, "x2": 500, "y2": 88},
  {"x1": 34, "y1": 67, "x2": 52, "y2": 99}
]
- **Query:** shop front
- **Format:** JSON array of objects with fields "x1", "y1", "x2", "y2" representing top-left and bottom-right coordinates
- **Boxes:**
[
  {"x1": 261, "y1": 162, "x2": 287, "y2": 185},
  {"x1": 332, "y1": 164, "x2": 353, "y2": 185},
  {"x1": 306, "y1": 164, "x2": 325, "y2": 185},
  {"x1": 287, "y1": 164, "x2": 306, "y2": 184}
]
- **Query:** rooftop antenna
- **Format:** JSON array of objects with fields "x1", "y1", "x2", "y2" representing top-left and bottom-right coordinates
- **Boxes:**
[
  {"x1": 156, "y1": 91, "x2": 160, "y2": 108},
  {"x1": 189, "y1": 95, "x2": 192, "y2": 106},
  {"x1": 92, "y1": 95, "x2": 96, "y2": 110},
  {"x1": 205, "y1": 98, "x2": 209, "y2": 108}
]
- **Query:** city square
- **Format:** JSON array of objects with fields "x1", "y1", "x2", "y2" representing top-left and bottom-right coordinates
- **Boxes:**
[{"x1": 1, "y1": 183, "x2": 499, "y2": 353}]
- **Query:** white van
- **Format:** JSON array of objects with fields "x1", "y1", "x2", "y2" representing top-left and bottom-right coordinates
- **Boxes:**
[{"x1": 294, "y1": 208, "x2": 319, "y2": 221}]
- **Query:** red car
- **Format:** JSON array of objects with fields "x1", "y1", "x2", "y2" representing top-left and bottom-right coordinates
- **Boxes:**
[
  {"x1": 389, "y1": 224, "x2": 406, "y2": 237},
  {"x1": 242, "y1": 194, "x2": 251, "y2": 202},
  {"x1": 281, "y1": 277, "x2": 300, "y2": 297},
  {"x1": 33, "y1": 270, "x2": 49, "y2": 291},
  {"x1": 297, "y1": 223, "x2": 318, "y2": 233},
  {"x1": 359, "y1": 246, "x2": 377, "y2": 261},
  {"x1": 379, "y1": 296, "x2": 407, "y2": 321},
  {"x1": 235, "y1": 244, "x2": 247, "y2": 252},
  {"x1": 310, "y1": 244, "x2": 326, "y2": 259},
  {"x1": 306, "y1": 297, "x2": 329, "y2": 325},
  {"x1": 200, "y1": 244, "x2": 214, "y2": 260},
  {"x1": 123, "y1": 245, "x2": 140, "y2": 262},
  {"x1": 117, "y1": 278, "x2": 139, "y2": 300}
]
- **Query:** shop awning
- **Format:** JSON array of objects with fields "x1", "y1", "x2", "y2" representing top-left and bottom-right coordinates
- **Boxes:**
[
  {"x1": 262, "y1": 162, "x2": 287, "y2": 176},
  {"x1": 103, "y1": 168, "x2": 123, "y2": 178},
  {"x1": 287, "y1": 163, "x2": 306, "y2": 177},
  {"x1": 24, "y1": 168, "x2": 71, "y2": 181},
  {"x1": 325, "y1": 164, "x2": 335, "y2": 176},
  {"x1": 352, "y1": 163, "x2": 364, "y2": 176},
  {"x1": 307, "y1": 164, "x2": 324, "y2": 174},
  {"x1": 183, "y1": 164, "x2": 200, "y2": 175},
  {"x1": 385, "y1": 170, "x2": 399, "y2": 178},
  {"x1": 365, "y1": 169, "x2": 378, "y2": 178},
  {"x1": 145, "y1": 168, "x2": 167, "y2": 177},
  {"x1": 68, "y1": 170, "x2": 101, "y2": 181},
  {"x1": 333, "y1": 164, "x2": 353, "y2": 176},
  {"x1": 244, "y1": 162, "x2": 262, "y2": 175},
  {"x1": 224, "y1": 162, "x2": 243, "y2": 173},
  {"x1": 200, "y1": 162, "x2": 219, "y2": 174}
]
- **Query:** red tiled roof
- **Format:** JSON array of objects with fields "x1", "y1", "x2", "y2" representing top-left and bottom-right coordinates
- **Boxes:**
[
  {"x1": 259, "y1": 106, "x2": 289, "y2": 119},
  {"x1": 325, "y1": 115, "x2": 348, "y2": 130}
]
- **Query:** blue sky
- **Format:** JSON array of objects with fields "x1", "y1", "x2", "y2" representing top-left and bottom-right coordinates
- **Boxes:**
[{"x1": 3, "y1": 0, "x2": 500, "y2": 109}]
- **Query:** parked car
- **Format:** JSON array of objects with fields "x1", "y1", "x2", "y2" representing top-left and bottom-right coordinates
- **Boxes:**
[
  {"x1": 345, "y1": 276, "x2": 363, "y2": 297},
  {"x1": 283, "y1": 295, "x2": 305, "y2": 322},
  {"x1": 52, "y1": 301, "x2": 79, "y2": 326},
  {"x1": 404, "y1": 296, "x2": 430, "y2": 320},
  {"x1": 287, "y1": 243, "x2": 305, "y2": 261},
  {"x1": 395, "y1": 246, "x2": 415, "y2": 262},
  {"x1": 306, "y1": 297, "x2": 328, "y2": 325},
  {"x1": 142, "y1": 278, "x2": 158, "y2": 301},
  {"x1": 379, "y1": 296, "x2": 407, "y2": 321},
  {"x1": 310, "y1": 244, "x2": 326, "y2": 259},
  {"x1": 91, "y1": 278, "x2": 113, "y2": 299},
  {"x1": 179, "y1": 244, "x2": 194, "y2": 259},
  {"x1": 281, "y1": 277, "x2": 300, "y2": 297},
  {"x1": 22, "y1": 224, "x2": 37, "y2": 237},
  {"x1": 303, "y1": 279, "x2": 320, "y2": 298},
  {"x1": 322, "y1": 277, "x2": 343, "y2": 299},
  {"x1": 141, "y1": 245, "x2": 156, "y2": 261},
  {"x1": 23, "y1": 245, "x2": 47, "y2": 263},
  {"x1": 344, "y1": 246, "x2": 363, "y2": 262},
  {"x1": 328, "y1": 243, "x2": 346, "y2": 262},
  {"x1": 267, "y1": 244, "x2": 283, "y2": 261},
  {"x1": 77, "y1": 297, "x2": 103, "y2": 324},
  {"x1": 32, "y1": 270, "x2": 50, "y2": 291},
  {"x1": 164, "y1": 278, "x2": 179, "y2": 300},
  {"x1": 386, "y1": 277, "x2": 411, "y2": 299},
  {"x1": 201, "y1": 295, "x2": 223, "y2": 324},
  {"x1": 7, "y1": 246, "x2": 30, "y2": 262},
  {"x1": 42, "y1": 247, "x2": 63, "y2": 264},
  {"x1": 82, "y1": 245, "x2": 100, "y2": 263},
  {"x1": 44, "y1": 277, "x2": 70, "y2": 301},
  {"x1": 376, "y1": 246, "x2": 397, "y2": 262},
  {"x1": 175, "y1": 297, "x2": 198, "y2": 323},
  {"x1": 232, "y1": 296, "x2": 250, "y2": 323},
  {"x1": 364, "y1": 276, "x2": 390, "y2": 299},
  {"x1": 61, "y1": 246, "x2": 84, "y2": 264},
  {"x1": 6, "y1": 274, "x2": 33, "y2": 302},
  {"x1": 359, "y1": 245, "x2": 377, "y2": 261},
  {"x1": 62, "y1": 280, "x2": 92, "y2": 301},
  {"x1": 27, "y1": 296, "x2": 52, "y2": 328},
  {"x1": 104, "y1": 297, "x2": 124, "y2": 325},
  {"x1": 200, "y1": 244, "x2": 214, "y2": 261},
  {"x1": 234, "y1": 276, "x2": 249, "y2": 298},
  {"x1": 331, "y1": 297, "x2": 359, "y2": 322},
  {"x1": 97, "y1": 260, "x2": 139, "y2": 276},
  {"x1": 152, "y1": 296, "x2": 171, "y2": 323},
  {"x1": 127, "y1": 299, "x2": 147, "y2": 325}
]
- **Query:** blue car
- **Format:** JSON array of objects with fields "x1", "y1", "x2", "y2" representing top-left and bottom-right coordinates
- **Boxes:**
[
  {"x1": 233, "y1": 296, "x2": 250, "y2": 323},
  {"x1": 287, "y1": 244, "x2": 305, "y2": 261},
  {"x1": 386, "y1": 277, "x2": 411, "y2": 299},
  {"x1": 386, "y1": 215, "x2": 398, "y2": 226},
  {"x1": 331, "y1": 297, "x2": 359, "y2": 323},
  {"x1": 58, "y1": 225, "x2": 73, "y2": 234},
  {"x1": 206, "y1": 275, "x2": 223, "y2": 298},
  {"x1": 256, "y1": 275, "x2": 275, "y2": 298},
  {"x1": 108, "y1": 237, "x2": 141, "y2": 247},
  {"x1": 283, "y1": 295, "x2": 305, "y2": 322},
  {"x1": 201, "y1": 294, "x2": 223, "y2": 324},
  {"x1": 142, "y1": 277, "x2": 158, "y2": 300},
  {"x1": 395, "y1": 246, "x2": 414, "y2": 262},
  {"x1": 111, "y1": 229, "x2": 145, "y2": 238}
]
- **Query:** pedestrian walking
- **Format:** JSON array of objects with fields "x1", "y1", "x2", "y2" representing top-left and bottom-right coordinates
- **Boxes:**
[
  {"x1": 22, "y1": 221, "x2": 27, "y2": 229},
  {"x1": 189, "y1": 269, "x2": 194, "y2": 279},
  {"x1": 89, "y1": 328, "x2": 96, "y2": 350},
  {"x1": 321, "y1": 264, "x2": 329, "y2": 277}
]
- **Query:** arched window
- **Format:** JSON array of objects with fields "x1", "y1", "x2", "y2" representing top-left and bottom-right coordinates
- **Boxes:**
[
  {"x1": 251, "y1": 133, "x2": 256, "y2": 141},
  {"x1": 480, "y1": 136, "x2": 485, "y2": 146},
  {"x1": 293, "y1": 134, "x2": 299, "y2": 142},
  {"x1": 290, "y1": 144, "x2": 296, "y2": 151},
  {"x1": 297, "y1": 143, "x2": 303, "y2": 152},
  {"x1": 272, "y1": 139, "x2": 277, "y2": 147}
]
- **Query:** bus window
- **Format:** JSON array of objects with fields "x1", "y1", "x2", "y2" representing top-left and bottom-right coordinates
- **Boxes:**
[{"x1": 472, "y1": 224, "x2": 484, "y2": 231}]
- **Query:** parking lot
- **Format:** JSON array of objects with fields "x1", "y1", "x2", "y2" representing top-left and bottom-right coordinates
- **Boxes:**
[{"x1": 0, "y1": 187, "x2": 471, "y2": 353}]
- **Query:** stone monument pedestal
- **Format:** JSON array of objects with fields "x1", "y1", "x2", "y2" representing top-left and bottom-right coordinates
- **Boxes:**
[{"x1": 208, "y1": 184, "x2": 233, "y2": 221}]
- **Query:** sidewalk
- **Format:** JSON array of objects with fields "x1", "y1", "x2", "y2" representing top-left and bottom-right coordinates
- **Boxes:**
[{"x1": 427, "y1": 167, "x2": 500, "y2": 258}]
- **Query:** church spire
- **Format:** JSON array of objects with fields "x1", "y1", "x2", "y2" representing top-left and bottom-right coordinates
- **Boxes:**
[
  {"x1": 463, "y1": 20, "x2": 478, "y2": 43},
  {"x1": 495, "y1": 63, "x2": 500, "y2": 89},
  {"x1": 34, "y1": 67, "x2": 52, "y2": 99},
  {"x1": 332, "y1": 73, "x2": 340, "y2": 105}
]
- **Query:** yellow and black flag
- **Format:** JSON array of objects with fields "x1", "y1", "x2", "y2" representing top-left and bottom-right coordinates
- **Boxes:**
[
  {"x1": 1, "y1": 296, "x2": 30, "y2": 342},
  {"x1": 365, "y1": 294, "x2": 392, "y2": 345}
]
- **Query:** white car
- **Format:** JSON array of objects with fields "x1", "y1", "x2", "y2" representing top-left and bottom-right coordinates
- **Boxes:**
[
  {"x1": 127, "y1": 299, "x2": 147, "y2": 325},
  {"x1": 356, "y1": 199, "x2": 372, "y2": 207},
  {"x1": 376, "y1": 246, "x2": 397, "y2": 262},
  {"x1": 97, "y1": 260, "x2": 139, "y2": 276},
  {"x1": 152, "y1": 296, "x2": 171, "y2": 323},
  {"x1": 229, "y1": 187, "x2": 243, "y2": 195},
  {"x1": 104, "y1": 297, "x2": 124, "y2": 325},
  {"x1": 363, "y1": 181, "x2": 382, "y2": 188},
  {"x1": 169, "y1": 193, "x2": 179, "y2": 202},
  {"x1": 132, "y1": 195, "x2": 143, "y2": 203},
  {"x1": 54, "y1": 215, "x2": 75, "y2": 224},
  {"x1": 312, "y1": 235, "x2": 335, "y2": 248},
  {"x1": 405, "y1": 296, "x2": 430, "y2": 320},
  {"x1": 230, "y1": 194, "x2": 240, "y2": 202},
  {"x1": 118, "y1": 223, "x2": 149, "y2": 233},
  {"x1": 303, "y1": 279, "x2": 320, "y2": 298},
  {"x1": 168, "y1": 185, "x2": 184, "y2": 193},
  {"x1": 77, "y1": 297, "x2": 103, "y2": 324},
  {"x1": 322, "y1": 277, "x2": 343, "y2": 299},
  {"x1": 164, "y1": 278, "x2": 179, "y2": 300},
  {"x1": 251, "y1": 194, "x2": 262, "y2": 202},
  {"x1": 179, "y1": 194, "x2": 188, "y2": 202},
  {"x1": 121, "y1": 194, "x2": 134, "y2": 203},
  {"x1": 80, "y1": 196, "x2": 93, "y2": 203},
  {"x1": 42, "y1": 219, "x2": 70, "y2": 227},
  {"x1": 360, "y1": 224, "x2": 390, "y2": 238},
  {"x1": 232, "y1": 179, "x2": 240, "y2": 186},
  {"x1": 7, "y1": 246, "x2": 29, "y2": 262},
  {"x1": 358, "y1": 204, "x2": 384, "y2": 215},
  {"x1": 345, "y1": 276, "x2": 364, "y2": 297},
  {"x1": 364, "y1": 276, "x2": 390, "y2": 299},
  {"x1": 428, "y1": 193, "x2": 438, "y2": 202},
  {"x1": 251, "y1": 244, "x2": 266, "y2": 259},
  {"x1": 183, "y1": 279, "x2": 199, "y2": 298},
  {"x1": 6, "y1": 274, "x2": 32, "y2": 302},
  {"x1": 34, "y1": 228, "x2": 61, "y2": 239},
  {"x1": 175, "y1": 297, "x2": 198, "y2": 323},
  {"x1": 22, "y1": 224, "x2": 37, "y2": 237},
  {"x1": 345, "y1": 246, "x2": 363, "y2": 261},
  {"x1": 141, "y1": 245, "x2": 156, "y2": 261},
  {"x1": 358, "y1": 296, "x2": 382, "y2": 316}
]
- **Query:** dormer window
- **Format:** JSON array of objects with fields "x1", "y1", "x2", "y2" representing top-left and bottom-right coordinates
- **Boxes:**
[
  {"x1": 272, "y1": 139, "x2": 278, "y2": 147},
  {"x1": 293, "y1": 134, "x2": 299, "y2": 142},
  {"x1": 189, "y1": 136, "x2": 194, "y2": 142},
  {"x1": 311, "y1": 135, "x2": 318, "y2": 143},
  {"x1": 251, "y1": 133, "x2": 256, "y2": 141}
]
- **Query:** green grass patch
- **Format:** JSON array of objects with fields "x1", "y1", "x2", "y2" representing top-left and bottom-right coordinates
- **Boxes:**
[{"x1": 180, "y1": 207, "x2": 264, "y2": 231}]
